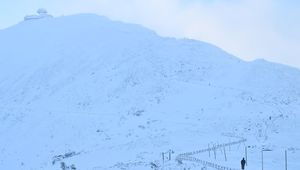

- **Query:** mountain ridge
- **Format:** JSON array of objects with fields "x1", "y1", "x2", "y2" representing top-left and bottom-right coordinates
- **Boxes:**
[{"x1": 0, "y1": 13, "x2": 299, "y2": 170}]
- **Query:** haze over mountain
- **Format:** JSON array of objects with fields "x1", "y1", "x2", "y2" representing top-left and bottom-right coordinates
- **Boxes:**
[{"x1": 0, "y1": 13, "x2": 299, "y2": 170}]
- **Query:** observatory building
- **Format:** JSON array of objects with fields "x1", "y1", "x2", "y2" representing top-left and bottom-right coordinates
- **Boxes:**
[{"x1": 24, "y1": 8, "x2": 53, "y2": 21}]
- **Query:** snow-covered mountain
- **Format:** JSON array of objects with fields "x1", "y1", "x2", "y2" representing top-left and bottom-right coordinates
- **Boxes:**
[{"x1": 0, "y1": 14, "x2": 299, "y2": 170}]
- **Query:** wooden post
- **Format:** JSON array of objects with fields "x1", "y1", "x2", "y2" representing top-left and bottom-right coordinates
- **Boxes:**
[
  {"x1": 169, "y1": 150, "x2": 171, "y2": 161},
  {"x1": 208, "y1": 144, "x2": 211, "y2": 158},
  {"x1": 223, "y1": 146, "x2": 227, "y2": 161},
  {"x1": 162, "y1": 152, "x2": 165, "y2": 169},
  {"x1": 213, "y1": 144, "x2": 216, "y2": 160},
  {"x1": 219, "y1": 143, "x2": 223, "y2": 154}
]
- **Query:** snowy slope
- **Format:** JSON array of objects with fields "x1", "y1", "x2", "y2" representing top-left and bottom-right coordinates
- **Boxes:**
[{"x1": 0, "y1": 14, "x2": 299, "y2": 170}]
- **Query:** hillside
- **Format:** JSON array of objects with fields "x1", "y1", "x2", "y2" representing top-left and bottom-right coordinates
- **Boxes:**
[{"x1": 0, "y1": 14, "x2": 299, "y2": 170}]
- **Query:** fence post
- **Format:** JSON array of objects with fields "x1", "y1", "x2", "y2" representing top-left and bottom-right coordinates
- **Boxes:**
[
  {"x1": 208, "y1": 144, "x2": 211, "y2": 158},
  {"x1": 213, "y1": 144, "x2": 217, "y2": 160},
  {"x1": 218, "y1": 143, "x2": 222, "y2": 154},
  {"x1": 223, "y1": 146, "x2": 227, "y2": 161},
  {"x1": 162, "y1": 152, "x2": 165, "y2": 169}
]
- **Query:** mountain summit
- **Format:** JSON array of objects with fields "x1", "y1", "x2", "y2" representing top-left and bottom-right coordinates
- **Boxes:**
[{"x1": 0, "y1": 14, "x2": 299, "y2": 170}]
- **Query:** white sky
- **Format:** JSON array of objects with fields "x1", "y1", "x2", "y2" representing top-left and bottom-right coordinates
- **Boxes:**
[{"x1": 1, "y1": 0, "x2": 300, "y2": 68}]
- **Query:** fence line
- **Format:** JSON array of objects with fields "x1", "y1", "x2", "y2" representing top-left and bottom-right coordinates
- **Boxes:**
[{"x1": 176, "y1": 138, "x2": 246, "y2": 170}]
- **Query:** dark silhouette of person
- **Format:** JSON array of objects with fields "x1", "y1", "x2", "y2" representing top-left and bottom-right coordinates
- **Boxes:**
[{"x1": 241, "y1": 157, "x2": 246, "y2": 170}]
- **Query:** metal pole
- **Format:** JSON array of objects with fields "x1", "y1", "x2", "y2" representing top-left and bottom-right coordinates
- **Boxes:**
[
  {"x1": 285, "y1": 150, "x2": 288, "y2": 170},
  {"x1": 261, "y1": 150, "x2": 264, "y2": 170},
  {"x1": 245, "y1": 147, "x2": 248, "y2": 166}
]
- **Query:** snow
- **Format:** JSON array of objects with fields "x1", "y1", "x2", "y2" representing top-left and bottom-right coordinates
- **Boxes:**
[{"x1": 0, "y1": 13, "x2": 299, "y2": 170}]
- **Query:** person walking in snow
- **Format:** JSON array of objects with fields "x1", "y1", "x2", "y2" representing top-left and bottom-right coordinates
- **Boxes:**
[{"x1": 241, "y1": 157, "x2": 246, "y2": 170}]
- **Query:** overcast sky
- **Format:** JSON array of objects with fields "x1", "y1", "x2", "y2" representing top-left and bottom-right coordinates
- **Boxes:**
[{"x1": 1, "y1": 0, "x2": 300, "y2": 68}]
